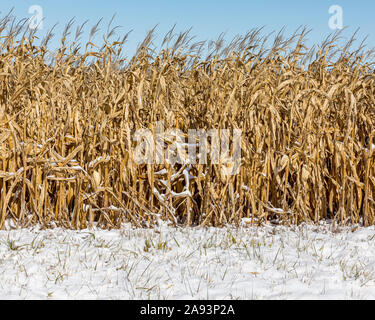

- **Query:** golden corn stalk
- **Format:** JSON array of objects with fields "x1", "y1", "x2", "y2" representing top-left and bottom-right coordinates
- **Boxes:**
[{"x1": 0, "y1": 14, "x2": 374, "y2": 229}]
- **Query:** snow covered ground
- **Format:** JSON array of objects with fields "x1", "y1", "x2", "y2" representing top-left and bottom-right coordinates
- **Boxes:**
[{"x1": 0, "y1": 221, "x2": 375, "y2": 299}]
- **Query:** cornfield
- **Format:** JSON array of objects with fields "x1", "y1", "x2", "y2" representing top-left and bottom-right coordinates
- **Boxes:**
[{"x1": 0, "y1": 13, "x2": 375, "y2": 230}]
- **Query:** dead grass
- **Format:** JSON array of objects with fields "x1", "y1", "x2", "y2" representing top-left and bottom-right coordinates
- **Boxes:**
[{"x1": 0, "y1": 13, "x2": 374, "y2": 229}]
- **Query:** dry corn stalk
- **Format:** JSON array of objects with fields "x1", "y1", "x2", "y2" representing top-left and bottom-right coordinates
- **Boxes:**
[{"x1": 0, "y1": 14, "x2": 374, "y2": 229}]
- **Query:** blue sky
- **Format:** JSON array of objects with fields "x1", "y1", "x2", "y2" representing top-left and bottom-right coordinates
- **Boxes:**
[{"x1": 0, "y1": 0, "x2": 374, "y2": 56}]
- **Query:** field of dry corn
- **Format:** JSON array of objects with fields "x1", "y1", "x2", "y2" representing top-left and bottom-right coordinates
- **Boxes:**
[{"x1": 0, "y1": 14, "x2": 374, "y2": 230}]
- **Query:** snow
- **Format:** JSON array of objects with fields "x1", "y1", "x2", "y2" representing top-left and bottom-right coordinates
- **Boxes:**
[
  {"x1": 88, "y1": 156, "x2": 110, "y2": 168},
  {"x1": 0, "y1": 221, "x2": 375, "y2": 299}
]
